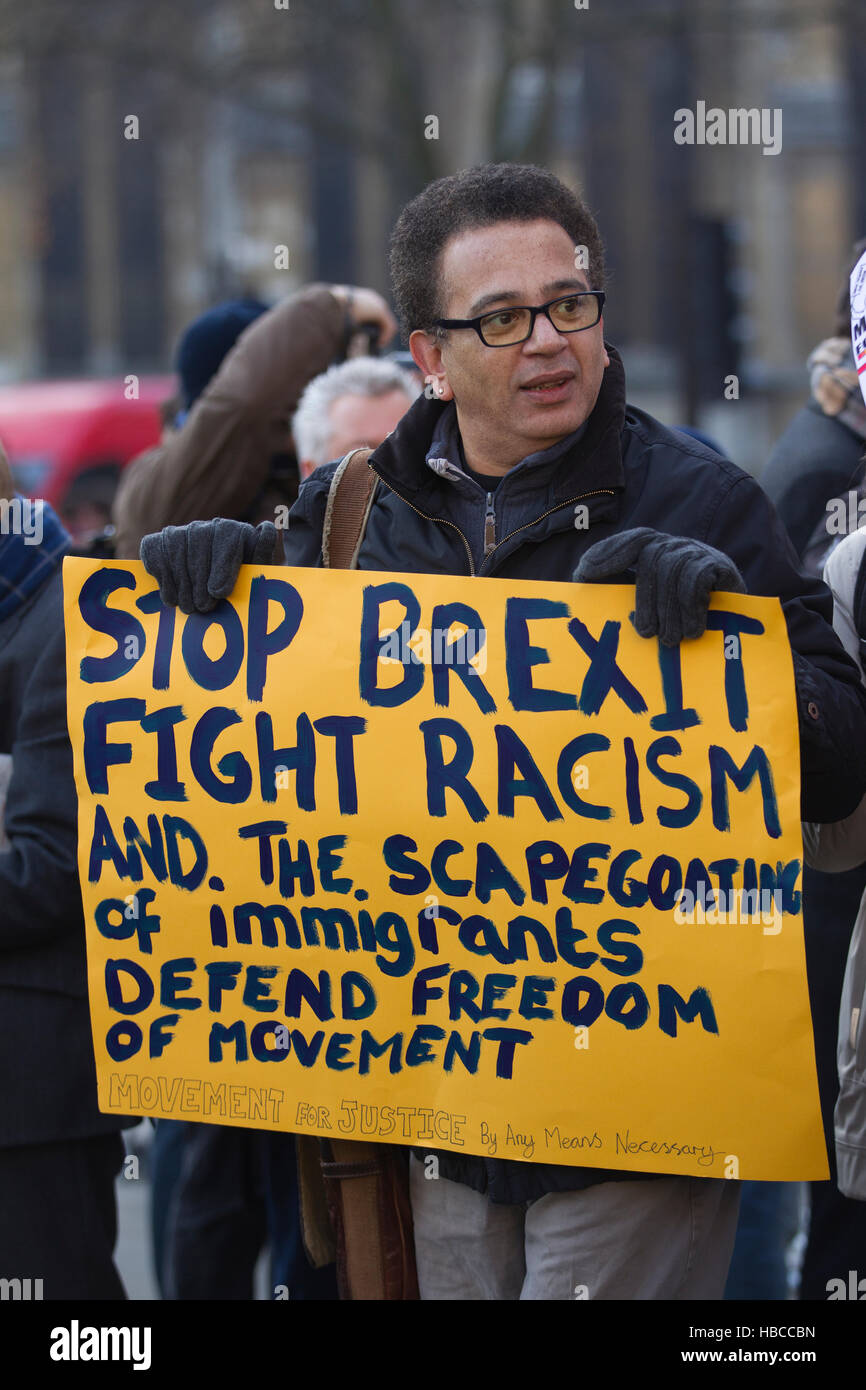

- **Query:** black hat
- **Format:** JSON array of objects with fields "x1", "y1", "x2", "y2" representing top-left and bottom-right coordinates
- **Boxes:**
[{"x1": 175, "y1": 297, "x2": 269, "y2": 410}]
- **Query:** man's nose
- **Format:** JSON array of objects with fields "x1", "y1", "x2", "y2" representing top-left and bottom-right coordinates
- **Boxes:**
[{"x1": 524, "y1": 310, "x2": 567, "y2": 350}]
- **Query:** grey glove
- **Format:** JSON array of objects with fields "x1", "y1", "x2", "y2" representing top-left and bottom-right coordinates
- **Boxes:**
[
  {"x1": 140, "y1": 518, "x2": 280, "y2": 614},
  {"x1": 574, "y1": 526, "x2": 746, "y2": 646}
]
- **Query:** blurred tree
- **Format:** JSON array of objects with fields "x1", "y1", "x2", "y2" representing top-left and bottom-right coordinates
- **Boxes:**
[
  {"x1": 0, "y1": 0, "x2": 851, "y2": 194},
  {"x1": 0, "y1": 0, "x2": 858, "y2": 381}
]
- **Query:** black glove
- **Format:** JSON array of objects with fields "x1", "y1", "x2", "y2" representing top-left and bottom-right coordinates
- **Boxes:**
[
  {"x1": 140, "y1": 518, "x2": 280, "y2": 614},
  {"x1": 573, "y1": 527, "x2": 746, "y2": 646}
]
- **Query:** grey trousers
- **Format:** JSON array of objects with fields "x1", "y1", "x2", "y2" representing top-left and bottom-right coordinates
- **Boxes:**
[{"x1": 409, "y1": 1156, "x2": 741, "y2": 1300}]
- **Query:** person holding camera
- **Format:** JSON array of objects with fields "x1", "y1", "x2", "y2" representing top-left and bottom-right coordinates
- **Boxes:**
[{"x1": 112, "y1": 284, "x2": 398, "y2": 560}]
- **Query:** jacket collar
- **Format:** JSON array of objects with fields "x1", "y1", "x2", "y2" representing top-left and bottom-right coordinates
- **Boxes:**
[
  {"x1": 424, "y1": 401, "x2": 591, "y2": 496},
  {"x1": 369, "y1": 343, "x2": 627, "y2": 509}
]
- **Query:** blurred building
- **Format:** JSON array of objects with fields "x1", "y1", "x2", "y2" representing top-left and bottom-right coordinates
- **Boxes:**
[{"x1": 0, "y1": 0, "x2": 862, "y2": 472}]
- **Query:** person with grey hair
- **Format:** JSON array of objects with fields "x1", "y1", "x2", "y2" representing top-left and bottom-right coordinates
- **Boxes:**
[{"x1": 292, "y1": 356, "x2": 419, "y2": 480}]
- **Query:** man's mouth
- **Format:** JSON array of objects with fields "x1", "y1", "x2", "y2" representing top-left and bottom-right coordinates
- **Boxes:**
[{"x1": 519, "y1": 373, "x2": 575, "y2": 399}]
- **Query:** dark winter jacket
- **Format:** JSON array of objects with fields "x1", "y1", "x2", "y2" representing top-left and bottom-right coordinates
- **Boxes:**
[
  {"x1": 0, "y1": 526, "x2": 137, "y2": 1146},
  {"x1": 761, "y1": 336, "x2": 866, "y2": 560},
  {"x1": 279, "y1": 344, "x2": 866, "y2": 1202},
  {"x1": 761, "y1": 403, "x2": 864, "y2": 559}
]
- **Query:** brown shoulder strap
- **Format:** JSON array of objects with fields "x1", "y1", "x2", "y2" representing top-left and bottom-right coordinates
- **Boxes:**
[
  {"x1": 320, "y1": 1138, "x2": 419, "y2": 1300},
  {"x1": 321, "y1": 447, "x2": 378, "y2": 569}
]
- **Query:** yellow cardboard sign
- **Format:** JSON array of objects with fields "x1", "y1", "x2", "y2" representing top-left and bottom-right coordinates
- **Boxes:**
[{"x1": 63, "y1": 557, "x2": 828, "y2": 1180}]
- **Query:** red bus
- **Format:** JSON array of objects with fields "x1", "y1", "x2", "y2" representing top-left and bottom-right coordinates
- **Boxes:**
[{"x1": 0, "y1": 375, "x2": 177, "y2": 543}]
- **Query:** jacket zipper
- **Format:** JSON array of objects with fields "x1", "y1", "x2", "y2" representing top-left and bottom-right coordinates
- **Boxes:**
[
  {"x1": 368, "y1": 461, "x2": 477, "y2": 575},
  {"x1": 480, "y1": 488, "x2": 617, "y2": 574},
  {"x1": 484, "y1": 492, "x2": 496, "y2": 558},
  {"x1": 368, "y1": 459, "x2": 616, "y2": 577}
]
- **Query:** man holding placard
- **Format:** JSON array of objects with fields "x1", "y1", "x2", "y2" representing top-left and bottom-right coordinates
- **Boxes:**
[{"x1": 131, "y1": 163, "x2": 866, "y2": 1299}]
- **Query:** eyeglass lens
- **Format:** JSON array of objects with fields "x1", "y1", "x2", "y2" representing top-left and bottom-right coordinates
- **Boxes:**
[{"x1": 479, "y1": 295, "x2": 599, "y2": 344}]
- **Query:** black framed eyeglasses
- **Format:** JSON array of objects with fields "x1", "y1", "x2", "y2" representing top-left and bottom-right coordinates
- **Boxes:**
[{"x1": 432, "y1": 291, "x2": 606, "y2": 347}]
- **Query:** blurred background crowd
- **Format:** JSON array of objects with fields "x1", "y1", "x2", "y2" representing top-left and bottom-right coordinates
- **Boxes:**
[{"x1": 0, "y1": 0, "x2": 863, "y2": 538}]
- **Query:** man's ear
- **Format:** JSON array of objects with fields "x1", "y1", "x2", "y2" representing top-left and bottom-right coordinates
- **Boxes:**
[{"x1": 409, "y1": 329, "x2": 454, "y2": 402}]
